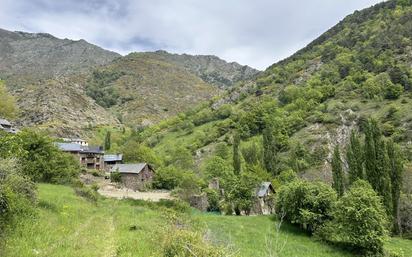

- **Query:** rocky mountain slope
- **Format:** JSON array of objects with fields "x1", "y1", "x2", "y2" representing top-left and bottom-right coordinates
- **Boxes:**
[
  {"x1": 0, "y1": 28, "x2": 260, "y2": 134},
  {"x1": 139, "y1": 50, "x2": 259, "y2": 89},
  {"x1": 142, "y1": 0, "x2": 412, "y2": 179},
  {"x1": 0, "y1": 28, "x2": 120, "y2": 83},
  {"x1": 85, "y1": 52, "x2": 219, "y2": 126}
]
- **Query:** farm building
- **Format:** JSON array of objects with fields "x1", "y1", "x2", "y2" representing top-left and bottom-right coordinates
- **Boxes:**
[
  {"x1": 250, "y1": 182, "x2": 276, "y2": 215},
  {"x1": 56, "y1": 143, "x2": 104, "y2": 170},
  {"x1": 110, "y1": 163, "x2": 155, "y2": 191},
  {"x1": 0, "y1": 118, "x2": 19, "y2": 134},
  {"x1": 103, "y1": 154, "x2": 123, "y2": 171},
  {"x1": 62, "y1": 138, "x2": 88, "y2": 146}
]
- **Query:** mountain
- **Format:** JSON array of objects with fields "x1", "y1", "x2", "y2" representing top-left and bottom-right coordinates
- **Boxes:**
[
  {"x1": 142, "y1": 0, "x2": 412, "y2": 180},
  {"x1": 0, "y1": 28, "x2": 259, "y2": 134},
  {"x1": 0, "y1": 28, "x2": 120, "y2": 83},
  {"x1": 139, "y1": 50, "x2": 259, "y2": 89},
  {"x1": 84, "y1": 52, "x2": 219, "y2": 126}
]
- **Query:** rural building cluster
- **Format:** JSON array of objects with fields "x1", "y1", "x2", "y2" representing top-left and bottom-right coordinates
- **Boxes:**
[{"x1": 56, "y1": 138, "x2": 155, "y2": 191}]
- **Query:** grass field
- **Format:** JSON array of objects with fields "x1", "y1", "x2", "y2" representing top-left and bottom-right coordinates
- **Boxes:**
[{"x1": 2, "y1": 184, "x2": 411, "y2": 257}]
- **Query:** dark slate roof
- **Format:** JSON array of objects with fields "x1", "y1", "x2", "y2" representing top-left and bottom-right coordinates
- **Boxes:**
[
  {"x1": 56, "y1": 143, "x2": 103, "y2": 154},
  {"x1": 111, "y1": 163, "x2": 147, "y2": 174},
  {"x1": 256, "y1": 182, "x2": 274, "y2": 197},
  {"x1": 104, "y1": 154, "x2": 123, "y2": 162}
]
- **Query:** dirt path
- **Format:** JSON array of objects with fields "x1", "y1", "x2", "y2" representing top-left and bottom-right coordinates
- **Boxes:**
[{"x1": 98, "y1": 184, "x2": 173, "y2": 202}]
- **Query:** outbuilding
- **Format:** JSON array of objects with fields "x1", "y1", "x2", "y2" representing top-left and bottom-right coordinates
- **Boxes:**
[{"x1": 110, "y1": 163, "x2": 155, "y2": 191}]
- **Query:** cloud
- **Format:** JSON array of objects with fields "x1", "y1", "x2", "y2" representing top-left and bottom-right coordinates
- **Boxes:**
[{"x1": 0, "y1": 0, "x2": 383, "y2": 69}]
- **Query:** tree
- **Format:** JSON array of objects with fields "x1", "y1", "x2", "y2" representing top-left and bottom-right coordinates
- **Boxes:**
[
  {"x1": 319, "y1": 180, "x2": 388, "y2": 255},
  {"x1": 364, "y1": 119, "x2": 392, "y2": 215},
  {"x1": 104, "y1": 131, "x2": 111, "y2": 151},
  {"x1": 0, "y1": 81, "x2": 17, "y2": 119},
  {"x1": 346, "y1": 131, "x2": 364, "y2": 184},
  {"x1": 276, "y1": 180, "x2": 337, "y2": 234},
  {"x1": 122, "y1": 140, "x2": 162, "y2": 167},
  {"x1": 331, "y1": 146, "x2": 344, "y2": 197},
  {"x1": 232, "y1": 131, "x2": 241, "y2": 174},
  {"x1": 263, "y1": 119, "x2": 288, "y2": 175},
  {"x1": 387, "y1": 139, "x2": 403, "y2": 235}
]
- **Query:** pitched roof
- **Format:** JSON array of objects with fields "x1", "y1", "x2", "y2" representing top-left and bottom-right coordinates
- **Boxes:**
[
  {"x1": 104, "y1": 154, "x2": 123, "y2": 162},
  {"x1": 111, "y1": 163, "x2": 148, "y2": 174},
  {"x1": 256, "y1": 182, "x2": 274, "y2": 197},
  {"x1": 56, "y1": 143, "x2": 103, "y2": 154}
]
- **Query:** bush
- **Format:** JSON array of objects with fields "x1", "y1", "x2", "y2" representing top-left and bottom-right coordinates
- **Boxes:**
[
  {"x1": 399, "y1": 194, "x2": 412, "y2": 239},
  {"x1": 153, "y1": 166, "x2": 185, "y2": 190},
  {"x1": 161, "y1": 228, "x2": 227, "y2": 257},
  {"x1": 74, "y1": 186, "x2": 98, "y2": 202},
  {"x1": 276, "y1": 180, "x2": 337, "y2": 233},
  {"x1": 110, "y1": 171, "x2": 121, "y2": 183},
  {"x1": 204, "y1": 188, "x2": 220, "y2": 212},
  {"x1": 0, "y1": 159, "x2": 36, "y2": 232},
  {"x1": 317, "y1": 180, "x2": 388, "y2": 255}
]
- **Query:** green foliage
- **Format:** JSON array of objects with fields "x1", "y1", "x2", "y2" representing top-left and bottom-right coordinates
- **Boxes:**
[
  {"x1": 387, "y1": 139, "x2": 404, "y2": 234},
  {"x1": 346, "y1": 131, "x2": 364, "y2": 184},
  {"x1": 223, "y1": 172, "x2": 260, "y2": 215},
  {"x1": 364, "y1": 119, "x2": 393, "y2": 215},
  {"x1": 85, "y1": 70, "x2": 123, "y2": 108},
  {"x1": 110, "y1": 171, "x2": 121, "y2": 183},
  {"x1": 121, "y1": 140, "x2": 161, "y2": 167},
  {"x1": 202, "y1": 156, "x2": 233, "y2": 185},
  {"x1": 0, "y1": 159, "x2": 36, "y2": 232},
  {"x1": 232, "y1": 131, "x2": 241, "y2": 174},
  {"x1": 163, "y1": 145, "x2": 193, "y2": 170},
  {"x1": 276, "y1": 180, "x2": 337, "y2": 234},
  {"x1": 263, "y1": 119, "x2": 289, "y2": 175},
  {"x1": 214, "y1": 142, "x2": 230, "y2": 159},
  {"x1": 331, "y1": 146, "x2": 345, "y2": 197},
  {"x1": 104, "y1": 131, "x2": 111, "y2": 151},
  {"x1": 399, "y1": 194, "x2": 412, "y2": 238},
  {"x1": 0, "y1": 81, "x2": 18, "y2": 119},
  {"x1": 74, "y1": 185, "x2": 99, "y2": 202},
  {"x1": 0, "y1": 130, "x2": 80, "y2": 184},
  {"x1": 241, "y1": 140, "x2": 262, "y2": 166},
  {"x1": 318, "y1": 180, "x2": 388, "y2": 255},
  {"x1": 153, "y1": 166, "x2": 198, "y2": 190},
  {"x1": 204, "y1": 188, "x2": 220, "y2": 212}
]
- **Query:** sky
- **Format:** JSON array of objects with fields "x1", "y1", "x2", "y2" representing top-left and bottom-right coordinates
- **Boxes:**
[{"x1": 0, "y1": 0, "x2": 384, "y2": 70}]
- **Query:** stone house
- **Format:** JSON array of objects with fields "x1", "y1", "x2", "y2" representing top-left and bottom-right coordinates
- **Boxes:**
[
  {"x1": 110, "y1": 163, "x2": 155, "y2": 191},
  {"x1": 56, "y1": 143, "x2": 104, "y2": 170},
  {"x1": 103, "y1": 154, "x2": 123, "y2": 171},
  {"x1": 250, "y1": 182, "x2": 276, "y2": 215},
  {"x1": 0, "y1": 118, "x2": 19, "y2": 134}
]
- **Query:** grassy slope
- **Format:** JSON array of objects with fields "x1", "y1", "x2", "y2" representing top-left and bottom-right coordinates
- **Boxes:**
[
  {"x1": 2, "y1": 184, "x2": 165, "y2": 257},
  {"x1": 199, "y1": 214, "x2": 412, "y2": 257},
  {"x1": 2, "y1": 184, "x2": 411, "y2": 257}
]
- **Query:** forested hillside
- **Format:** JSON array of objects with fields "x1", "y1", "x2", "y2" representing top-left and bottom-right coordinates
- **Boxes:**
[{"x1": 140, "y1": 0, "x2": 412, "y2": 179}]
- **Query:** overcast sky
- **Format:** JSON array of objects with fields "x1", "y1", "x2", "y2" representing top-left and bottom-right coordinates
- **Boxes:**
[{"x1": 0, "y1": 0, "x2": 384, "y2": 69}]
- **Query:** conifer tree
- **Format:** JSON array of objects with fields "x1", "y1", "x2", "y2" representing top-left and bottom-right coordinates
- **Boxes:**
[
  {"x1": 332, "y1": 145, "x2": 345, "y2": 197},
  {"x1": 233, "y1": 131, "x2": 241, "y2": 175},
  {"x1": 364, "y1": 119, "x2": 392, "y2": 215},
  {"x1": 346, "y1": 131, "x2": 364, "y2": 184},
  {"x1": 387, "y1": 139, "x2": 403, "y2": 234},
  {"x1": 104, "y1": 131, "x2": 111, "y2": 151},
  {"x1": 262, "y1": 119, "x2": 288, "y2": 176}
]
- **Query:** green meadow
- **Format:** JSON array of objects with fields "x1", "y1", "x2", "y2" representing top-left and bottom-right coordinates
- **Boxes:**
[{"x1": 2, "y1": 184, "x2": 411, "y2": 257}]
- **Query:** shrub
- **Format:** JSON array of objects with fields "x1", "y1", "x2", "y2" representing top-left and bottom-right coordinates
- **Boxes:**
[
  {"x1": 204, "y1": 188, "x2": 220, "y2": 212},
  {"x1": 0, "y1": 159, "x2": 36, "y2": 232},
  {"x1": 317, "y1": 180, "x2": 388, "y2": 255},
  {"x1": 276, "y1": 180, "x2": 337, "y2": 233},
  {"x1": 161, "y1": 228, "x2": 227, "y2": 257},
  {"x1": 153, "y1": 166, "x2": 185, "y2": 190},
  {"x1": 399, "y1": 194, "x2": 412, "y2": 239},
  {"x1": 110, "y1": 171, "x2": 121, "y2": 183},
  {"x1": 74, "y1": 186, "x2": 98, "y2": 202}
]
